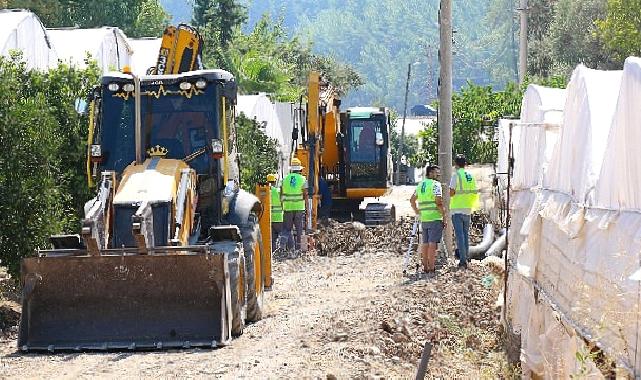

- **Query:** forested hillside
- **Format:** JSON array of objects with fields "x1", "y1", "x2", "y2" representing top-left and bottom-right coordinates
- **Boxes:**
[
  {"x1": 159, "y1": 0, "x2": 519, "y2": 110},
  {"x1": 246, "y1": 0, "x2": 516, "y2": 109}
]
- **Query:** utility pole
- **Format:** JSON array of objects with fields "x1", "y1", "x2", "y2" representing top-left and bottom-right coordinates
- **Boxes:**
[
  {"x1": 518, "y1": 0, "x2": 528, "y2": 83},
  {"x1": 438, "y1": 0, "x2": 454, "y2": 253},
  {"x1": 396, "y1": 62, "x2": 413, "y2": 185}
]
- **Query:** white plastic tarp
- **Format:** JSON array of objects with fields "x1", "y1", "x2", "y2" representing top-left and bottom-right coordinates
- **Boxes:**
[
  {"x1": 544, "y1": 66, "x2": 622, "y2": 203},
  {"x1": 47, "y1": 27, "x2": 133, "y2": 73},
  {"x1": 512, "y1": 84, "x2": 566, "y2": 190},
  {"x1": 596, "y1": 57, "x2": 641, "y2": 210},
  {"x1": 0, "y1": 9, "x2": 56, "y2": 70},
  {"x1": 129, "y1": 37, "x2": 161, "y2": 76},
  {"x1": 274, "y1": 102, "x2": 297, "y2": 175},
  {"x1": 508, "y1": 61, "x2": 641, "y2": 377}
]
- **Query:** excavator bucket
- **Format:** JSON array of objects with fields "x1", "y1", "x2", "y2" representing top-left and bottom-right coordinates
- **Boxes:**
[{"x1": 18, "y1": 251, "x2": 232, "y2": 352}]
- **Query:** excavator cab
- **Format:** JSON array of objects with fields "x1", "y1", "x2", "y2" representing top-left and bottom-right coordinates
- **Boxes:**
[
  {"x1": 336, "y1": 107, "x2": 394, "y2": 224},
  {"x1": 344, "y1": 107, "x2": 392, "y2": 191},
  {"x1": 18, "y1": 25, "x2": 268, "y2": 352}
]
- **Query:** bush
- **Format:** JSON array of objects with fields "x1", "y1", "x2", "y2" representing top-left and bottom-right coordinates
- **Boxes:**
[
  {"x1": 236, "y1": 114, "x2": 279, "y2": 192},
  {"x1": 0, "y1": 55, "x2": 99, "y2": 276}
]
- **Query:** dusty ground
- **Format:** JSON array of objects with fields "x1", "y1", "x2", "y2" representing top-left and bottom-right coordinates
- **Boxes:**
[{"x1": 0, "y1": 186, "x2": 516, "y2": 379}]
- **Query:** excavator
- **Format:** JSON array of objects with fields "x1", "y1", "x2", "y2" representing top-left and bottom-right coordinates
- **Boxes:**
[
  {"x1": 17, "y1": 24, "x2": 272, "y2": 351},
  {"x1": 294, "y1": 73, "x2": 394, "y2": 228}
]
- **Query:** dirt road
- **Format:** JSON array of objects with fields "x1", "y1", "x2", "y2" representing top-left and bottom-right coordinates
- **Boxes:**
[{"x1": 0, "y1": 187, "x2": 514, "y2": 379}]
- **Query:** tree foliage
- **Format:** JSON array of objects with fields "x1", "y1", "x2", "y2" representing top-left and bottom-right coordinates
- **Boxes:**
[
  {"x1": 597, "y1": 0, "x2": 641, "y2": 61},
  {"x1": 250, "y1": 0, "x2": 520, "y2": 110},
  {"x1": 0, "y1": 55, "x2": 99, "y2": 276},
  {"x1": 193, "y1": 0, "x2": 247, "y2": 68},
  {"x1": 229, "y1": 15, "x2": 363, "y2": 101},
  {"x1": 526, "y1": 0, "x2": 620, "y2": 79},
  {"x1": 132, "y1": 0, "x2": 171, "y2": 38},
  {"x1": 414, "y1": 82, "x2": 524, "y2": 165},
  {"x1": 4, "y1": 0, "x2": 172, "y2": 37},
  {"x1": 236, "y1": 115, "x2": 280, "y2": 192}
]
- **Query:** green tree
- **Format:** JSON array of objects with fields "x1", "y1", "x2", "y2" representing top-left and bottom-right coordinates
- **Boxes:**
[
  {"x1": 479, "y1": 0, "x2": 519, "y2": 84},
  {"x1": 57, "y1": 0, "x2": 144, "y2": 34},
  {"x1": 527, "y1": 0, "x2": 558, "y2": 77},
  {"x1": 5, "y1": 0, "x2": 144, "y2": 34},
  {"x1": 236, "y1": 115, "x2": 279, "y2": 192},
  {"x1": 131, "y1": 0, "x2": 171, "y2": 37},
  {"x1": 597, "y1": 0, "x2": 641, "y2": 61},
  {"x1": 417, "y1": 82, "x2": 524, "y2": 165},
  {"x1": 3, "y1": 0, "x2": 64, "y2": 25},
  {"x1": 0, "y1": 54, "x2": 100, "y2": 277},
  {"x1": 193, "y1": 0, "x2": 247, "y2": 68},
  {"x1": 547, "y1": 0, "x2": 615, "y2": 75},
  {"x1": 228, "y1": 14, "x2": 362, "y2": 101}
]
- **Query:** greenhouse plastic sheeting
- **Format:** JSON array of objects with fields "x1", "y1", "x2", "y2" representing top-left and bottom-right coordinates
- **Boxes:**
[
  {"x1": 507, "y1": 60, "x2": 641, "y2": 378},
  {"x1": 596, "y1": 58, "x2": 641, "y2": 210},
  {"x1": 512, "y1": 85, "x2": 566, "y2": 190},
  {"x1": 47, "y1": 27, "x2": 133, "y2": 73},
  {"x1": 544, "y1": 66, "x2": 622, "y2": 203},
  {"x1": 129, "y1": 38, "x2": 161, "y2": 76},
  {"x1": 273, "y1": 102, "x2": 297, "y2": 175},
  {"x1": 0, "y1": 9, "x2": 56, "y2": 70}
]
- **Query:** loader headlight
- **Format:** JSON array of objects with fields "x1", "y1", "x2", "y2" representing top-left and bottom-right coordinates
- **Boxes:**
[
  {"x1": 211, "y1": 138, "x2": 224, "y2": 157},
  {"x1": 195, "y1": 80, "x2": 207, "y2": 89},
  {"x1": 122, "y1": 83, "x2": 135, "y2": 92},
  {"x1": 107, "y1": 83, "x2": 120, "y2": 92},
  {"x1": 179, "y1": 81, "x2": 193, "y2": 91}
]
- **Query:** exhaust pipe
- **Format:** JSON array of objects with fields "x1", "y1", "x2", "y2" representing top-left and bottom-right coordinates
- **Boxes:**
[{"x1": 469, "y1": 224, "x2": 495, "y2": 258}]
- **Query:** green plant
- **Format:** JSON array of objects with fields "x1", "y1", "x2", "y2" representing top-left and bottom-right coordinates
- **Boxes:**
[
  {"x1": 236, "y1": 114, "x2": 279, "y2": 192},
  {"x1": 0, "y1": 54, "x2": 100, "y2": 277},
  {"x1": 597, "y1": 0, "x2": 641, "y2": 61}
]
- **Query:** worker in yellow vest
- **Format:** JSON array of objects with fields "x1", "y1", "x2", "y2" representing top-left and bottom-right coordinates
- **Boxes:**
[
  {"x1": 280, "y1": 158, "x2": 308, "y2": 254},
  {"x1": 449, "y1": 154, "x2": 479, "y2": 269},
  {"x1": 267, "y1": 173, "x2": 284, "y2": 251},
  {"x1": 410, "y1": 165, "x2": 446, "y2": 277}
]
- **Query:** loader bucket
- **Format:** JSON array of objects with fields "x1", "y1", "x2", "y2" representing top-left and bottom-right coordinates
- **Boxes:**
[{"x1": 18, "y1": 253, "x2": 232, "y2": 352}]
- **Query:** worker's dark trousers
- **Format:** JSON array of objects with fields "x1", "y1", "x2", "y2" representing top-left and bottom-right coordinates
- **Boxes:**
[
  {"x1": 271, "y1": 222, "x2": 283, "y2": 251},
  {"x1": 452, "y1": 213, "x2": 471, "y2": 265},
  {"x1": 282, "y1": 211, "x2": 304, "y2": 250}
]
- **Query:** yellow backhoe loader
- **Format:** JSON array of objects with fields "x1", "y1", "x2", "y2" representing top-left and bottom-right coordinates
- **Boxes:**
[{"x1": 17, "y1": 24, "x2": 271, "y2": 351}]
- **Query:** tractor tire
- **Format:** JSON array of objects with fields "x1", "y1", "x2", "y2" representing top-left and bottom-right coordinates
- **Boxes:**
[
  {"x1": 241, "y1": 216, "x2": 264, "y2": 322},
  {"x1": 225, "y1": 243, "x2": 247, "y2": 336}
]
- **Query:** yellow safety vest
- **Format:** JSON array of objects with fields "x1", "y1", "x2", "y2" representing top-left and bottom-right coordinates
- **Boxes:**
[
  {"x1": 416, "y1": 179, "x2": 442, "y2": 222},
  {"x1": 450, "y1": 168, "x2": 479, "y2": 211},
  {"x1": 282, "y1": 173, "x2": 306, "y2": 211},
  {"x1": 270, "y1": 186, "x2": 284, "y2": 223}
]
